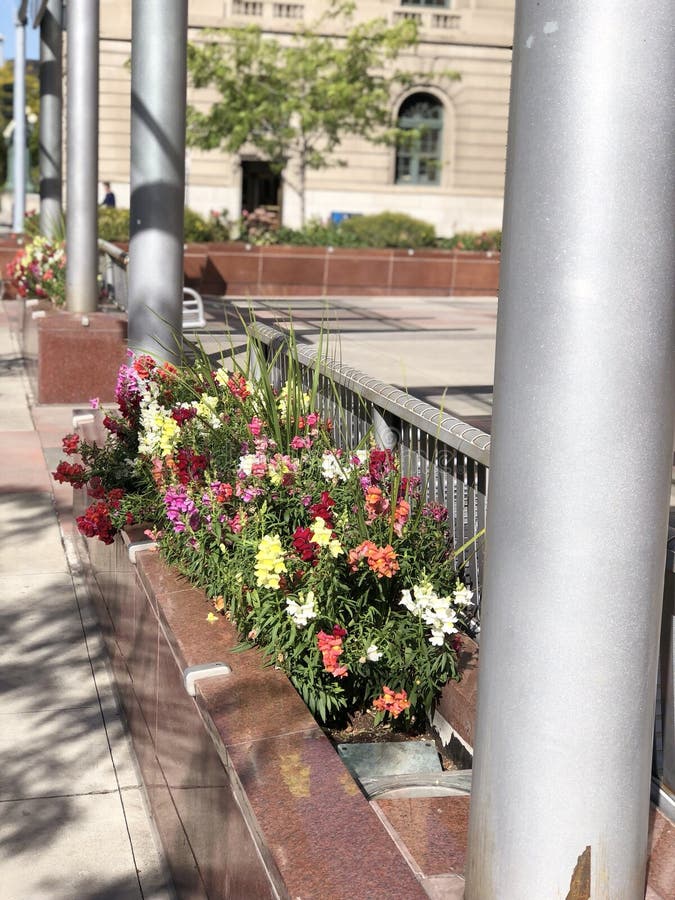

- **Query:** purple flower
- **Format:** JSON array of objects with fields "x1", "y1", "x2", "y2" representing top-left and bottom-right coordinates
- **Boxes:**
[{"x1": 163, "y1": 485, "x2": 200, "y2": 533}]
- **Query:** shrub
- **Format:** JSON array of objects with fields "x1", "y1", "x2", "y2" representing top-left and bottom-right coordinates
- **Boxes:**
[
  {"x1": 338, "y1": 211, "x2": 436, "y2": 248},
  {"x1": 436, "y1": 229, "x2": 501, "y2": 252},
  {"x1": 184, "y1": 206, "x2": 231, "y2": 242},
  {"x1": 98, "y1": 207, "x2": 131, "y2": 242},
  {"x1": 97, "y1": 207, "x2": 231, "y2": 243},
  {"x1": 238, "y1": 206, "x2": 280, "y2": 245}
]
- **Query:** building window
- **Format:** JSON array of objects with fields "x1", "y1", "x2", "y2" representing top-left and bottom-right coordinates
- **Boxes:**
[
  {"x1": 401, "y1": 1, "x2": 450, "y2": 8},
  {"x1": 395, "y1": 93, "x2": 444, "y2": 186}
]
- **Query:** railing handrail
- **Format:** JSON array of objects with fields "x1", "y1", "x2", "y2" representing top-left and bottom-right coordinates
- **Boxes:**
[
  {"x1": 98, "y1": 239, "x2": 128, "y2": 266},
  {"x1": 250, "y1": 321, "x2": 492, "y2": 465}
]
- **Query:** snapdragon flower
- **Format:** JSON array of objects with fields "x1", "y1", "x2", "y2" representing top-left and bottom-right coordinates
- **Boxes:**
[
  {"x1": 399, "y1": 577, "x2": 463, "y2": 645},
  {"x1": 309, "y1": 517, "x2": 343, "y2": 557},
  {"x1": 285, "y1": 590, "x2": 317, "y2": 628},
  {"x1": 321, "y1": 450, "x2": 351, "y2": 482},
  {"x1": 254, "y1": 534, "x2": 287, "y2": 590}
]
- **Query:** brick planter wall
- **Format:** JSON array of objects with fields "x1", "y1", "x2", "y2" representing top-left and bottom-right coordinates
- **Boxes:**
[{"x1": 184, "y1": 243, "x2": 500, "y2": 298}]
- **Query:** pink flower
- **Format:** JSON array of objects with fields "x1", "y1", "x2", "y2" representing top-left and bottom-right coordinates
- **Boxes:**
[{"x1": 248, "y1": 416, "x2": 263, "y2": 436}]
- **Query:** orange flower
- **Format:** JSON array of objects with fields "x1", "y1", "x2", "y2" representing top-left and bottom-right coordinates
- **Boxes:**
[
  {"x1": 366, "y1": 544, "x2": 399, "y2": 579},
  {"x1": 393, "y1": 499, "x2": 410, "y2": 537},
  {"x1": 317, "y1": 626, "x2": 348, "y2": 678},
  {"x1": 348, "y1": 539, "x2": 377, "y2": 571},
  {"x1": 373, "y1": 686, "x2": 411, "y2": 718},
  {"x1": 348, "y1": 540, "x2": 399, "y2": 578},
  {"x1": 364, "y1": 485, "x2": 389, "y2": 522}
]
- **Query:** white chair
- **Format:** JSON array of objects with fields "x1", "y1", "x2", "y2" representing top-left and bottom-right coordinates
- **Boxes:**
[{"x1": 182, "y1": 287, "x2": 206, "y2": 330}]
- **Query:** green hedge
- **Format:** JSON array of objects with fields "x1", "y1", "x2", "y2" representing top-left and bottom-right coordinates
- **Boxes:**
[
  {"x1": 97, "y1": 207, "x2": 231, "y2": 243},
  {"x1": 273, "y1": 212, "x2": 435, "y2": 249},
  {"x1": 39, "y1": 205, "x2": 499, "y2": 251}
]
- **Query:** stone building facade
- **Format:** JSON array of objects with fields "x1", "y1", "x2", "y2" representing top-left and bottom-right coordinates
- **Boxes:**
[{"x1": 99, "y1": 0, "x2": 515, "y2": 236}]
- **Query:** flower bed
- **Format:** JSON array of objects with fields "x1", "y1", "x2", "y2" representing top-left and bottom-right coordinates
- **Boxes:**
[
  {"x1": 56, "y1": 328, "x2": 480, "y2": 733},
  {"x1": 5, "y1": 236, "x2": 66, "y2": 306}
]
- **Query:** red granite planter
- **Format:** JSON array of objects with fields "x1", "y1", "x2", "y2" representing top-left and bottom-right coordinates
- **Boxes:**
[
  {"x1": 20, "y1": 303, "x2": 127, "y2": 404},
  {"x1": 184, "y1": 243, "x2": 499, "y2": 298},
  {"x1": 80, "y1": 527, "x2": 448, "y2": 899}
]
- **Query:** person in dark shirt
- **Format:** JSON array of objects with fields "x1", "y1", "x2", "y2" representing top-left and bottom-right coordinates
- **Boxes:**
[{"x1": 101, "y1": 181, "x2": 116, "y2": 208}]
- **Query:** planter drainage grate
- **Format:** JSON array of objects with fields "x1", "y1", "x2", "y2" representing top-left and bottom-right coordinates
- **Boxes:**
[{"x1": 337, "y1": 741, "x2": 472, "y2": 800}]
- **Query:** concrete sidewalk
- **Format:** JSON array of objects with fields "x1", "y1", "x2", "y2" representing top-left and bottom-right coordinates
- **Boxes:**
[{"x1": 0, "y1": 298, "x2": 173, "y2": 900}]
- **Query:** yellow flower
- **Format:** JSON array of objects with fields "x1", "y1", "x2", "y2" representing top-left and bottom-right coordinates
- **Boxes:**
[
  {"x1": 206, "y1": 612, "x2": 218, "y2": 623},
  {"x1": 310, "y1": 517, "x2": 332, "y2": 547},
  {"x1": 255, "y1": 534, "x2": 287, "y2": 589},
  {"x1": 310, "y1": 517, "x2": 343, "y2": 557}
]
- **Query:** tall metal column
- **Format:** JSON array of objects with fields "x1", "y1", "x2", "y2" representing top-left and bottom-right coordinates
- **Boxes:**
[
  {"x1": 65, "y1": 0, "x2": 99, "y2": 313},
  {"x1": 464, "y1": 3, "x2": 675, "y2": 898},
  {"x1": 12, "y1": 10, "x2": 27, "y2": 234},
  {"x1": 127, "y1": 0, "x2": 187, "y2": 362},
  {"x1": 39, "y1": 0, "x2": 63, "y2": 239}
]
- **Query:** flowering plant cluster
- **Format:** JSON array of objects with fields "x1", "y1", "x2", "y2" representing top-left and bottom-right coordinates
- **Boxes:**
[
  {"x1": 55, "y1": 335, "x2": 476, "y2": 727},
  {"x1": 6, "y1": 237, "x2": 67, "y2": 307}
]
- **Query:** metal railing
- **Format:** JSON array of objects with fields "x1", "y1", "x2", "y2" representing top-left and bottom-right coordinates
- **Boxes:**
[{"x1": 98, "y1": 239, "x2": 129, "y2": 310}]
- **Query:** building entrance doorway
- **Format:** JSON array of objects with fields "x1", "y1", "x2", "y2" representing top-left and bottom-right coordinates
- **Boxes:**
[{"x1": 241, "y1": 161, "x2": 281, "y2": 217}]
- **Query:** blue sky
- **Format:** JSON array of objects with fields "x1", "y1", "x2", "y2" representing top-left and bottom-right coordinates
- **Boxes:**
[{"x1": 1, "y1": 2, "x2": 41, "y2": 62}]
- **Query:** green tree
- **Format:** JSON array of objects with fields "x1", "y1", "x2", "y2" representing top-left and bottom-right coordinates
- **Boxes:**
[
  {"x1": 0, "y1": 61, "x2": 40, "y2": 189},
  {"x1": 186, "y1": 2, "x2": 458, "y2": 226}
]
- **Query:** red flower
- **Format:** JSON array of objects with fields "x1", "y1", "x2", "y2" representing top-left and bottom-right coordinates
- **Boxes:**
[
  {"x1": 53, "y1": 461, "x2": 87, "y2": 487},
  {"x1": 292, "y1": 526, "x2": 318, "y2": 564},
  {"x1": 369, "y1": 448, "x2": 395, "y2": 482},
  {"x1": 175, "y1": 448, "x2": 209, "y2": 485},
  {"x1": 171, "y1": 406, "x2": 197, "y2": 426},
  {"x1": 309, "y1": 491, "x2": 335, "y2": 528},
  {"x1": 228, "y1": 373, "x2": 250, "y2": 400},
  {"x1": 61, "y1": 433, "x2": 80, "y2": 455},
  {"x1": 76, "y1": 500, "x2": 116, "y2": 544}
]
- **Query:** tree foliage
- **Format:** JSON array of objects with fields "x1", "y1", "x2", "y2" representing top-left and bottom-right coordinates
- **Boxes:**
[
  {"x1": 0, "y1": 61, "x2": 40, "y2": 188},
  {"x1": 186, "y1": 2, "x2": 458, "y2": 223}
]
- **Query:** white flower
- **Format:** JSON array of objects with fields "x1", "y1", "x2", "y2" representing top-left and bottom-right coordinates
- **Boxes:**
[
  {"x1": 238, "y1": 453, "x2": 256, "y2": 477},
  {"x1": 321, "y1": 450, "x2": 350, "y2": 482},
  {"x1": 366, "y1": 644, "x2": 382, "y2": 662},
  {"x1": 399, "y1": 589, "x2": 416, "y2": 613},
  {"x1": 400, "y1": 578, "x2": 459, "y2": 646},
  {"x1": 285, "y1": 591, "x2": 317, "y2": 628},
  {"x1": 453, "y1": 583, "x2": 474, "y2": 607}
]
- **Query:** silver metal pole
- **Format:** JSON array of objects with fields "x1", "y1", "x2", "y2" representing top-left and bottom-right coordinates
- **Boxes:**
[
  {"x1": 12, "y1": 11, "x2": 27, "y2": 234},
  {"x1": 127, "y1": 0, "x2": 187, "y2": 362},
  {"x1": 65, "y1": 0, "x2": 99, "y2": 313},
  {"x1": 465, "y1": 2, "x2": 675, "y2": 897},
  {"x1": 39, "y1": 0, "x2": 63, "y2": 239}
]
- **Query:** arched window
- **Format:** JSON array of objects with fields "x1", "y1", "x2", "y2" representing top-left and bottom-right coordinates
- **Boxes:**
[{"x1": 395, "y1": 93, "x2": 444, "y2": 186}]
